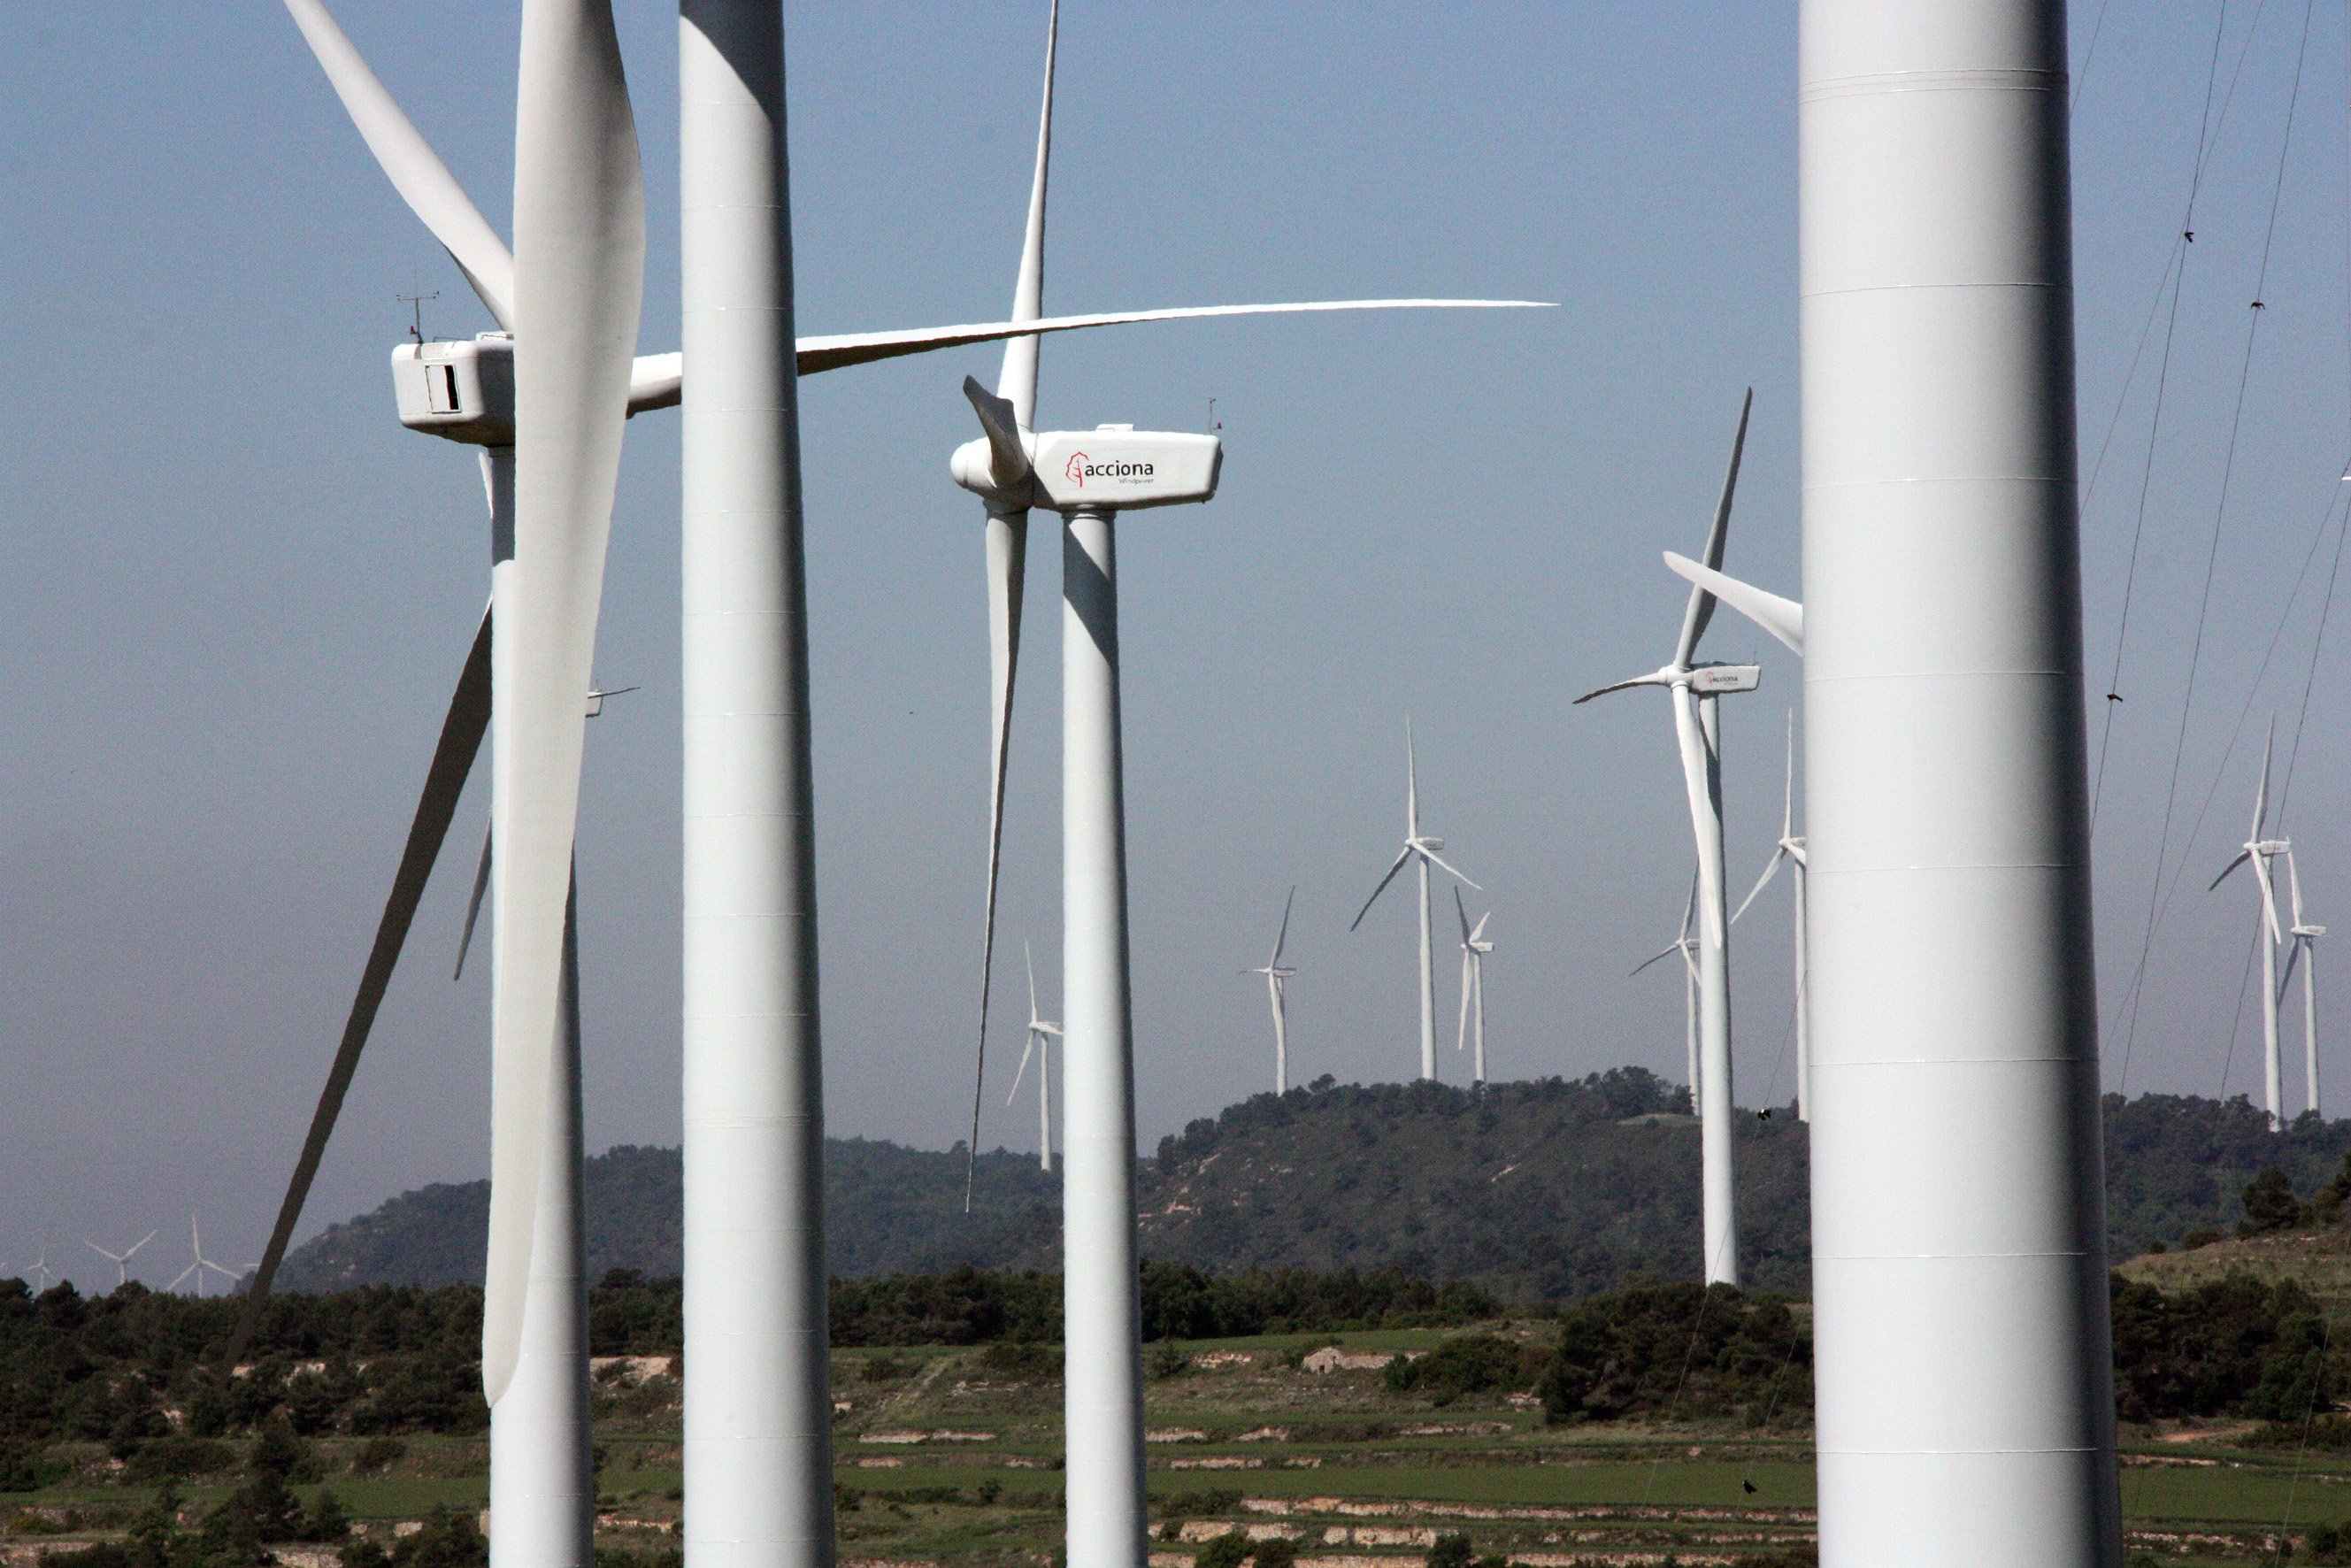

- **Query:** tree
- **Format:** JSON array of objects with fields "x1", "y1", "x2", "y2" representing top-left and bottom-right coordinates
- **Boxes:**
[{"x1": 2238, "y1": 1168, "x2": 2304, "y2": 1237}]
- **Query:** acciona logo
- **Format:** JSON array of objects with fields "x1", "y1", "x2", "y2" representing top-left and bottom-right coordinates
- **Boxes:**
[{"x1": 1063, "y1": 451, "x2": 1156, "y2": 488}]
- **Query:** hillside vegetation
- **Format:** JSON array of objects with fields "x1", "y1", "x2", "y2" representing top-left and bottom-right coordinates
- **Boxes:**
[{"x1": 279, "y1": 1074, "x2": 2351, "y2": 1302}]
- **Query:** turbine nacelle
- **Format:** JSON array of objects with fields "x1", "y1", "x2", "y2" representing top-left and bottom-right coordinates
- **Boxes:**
[{"x1": 951, "y1": 422, "x2": 1222, "y2": 513}]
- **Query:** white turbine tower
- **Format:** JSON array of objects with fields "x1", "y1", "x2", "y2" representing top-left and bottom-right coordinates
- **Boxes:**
[
  {"x1": 1731, "y1": 712, "x2": 1809, "y2": 1121},
  {"x1": 1576, "y1": 392, "x2": 1760, "y2": 1287},
  {"x1": 1006, "y1": 945, "x2": 1063, "y2": 1172},
  {"x1": 1351, "y1": 724, "x2": 1479, "y2": 1082},
  {"x1": 1633, "y1": 874, "x2": 1704, "y2": 1107},
  {"x1": 1246, "y1": 888, "x2": 1299, "y2": 1095},
  {"x1": 86, "y1": 1231, "x2": 158, "y2": 1291},
  {"x1": 27, "y1": 1249, "x2": 52, "y2": 1294},
  {"x1": 2281, "y1": 849, "x2": 2326, "y2": 1118},
  {"x1": 2212, "y1": 725, "x2": 2292, "y2": 1130},
  {"x1": 1453, "y1": 888, "x2": 1494, "y2": 1087},
  {"x1": 1799, "y1": 0, "x2": 2120, "y2": 1556}
]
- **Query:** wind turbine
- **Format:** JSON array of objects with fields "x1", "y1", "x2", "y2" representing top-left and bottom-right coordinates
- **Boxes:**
[
  {"x1": 1351, "y1": 723, "x2": 1479, "y2": 1082},
  {"x1": 955, "y1": 0, "x2": 1547, "y2": 1195},
  {"x1": 1246, "y1": 888, "x2": 1299, "y2": 1095},
  {"x1": 1732, "y1": 711, "x2": 1809, "y2": 1120},
  {"x1": 1006, "y1": 944, "x2": 1062, "y2": 1172},
  {"x1": 2280, "y1": 849, "x2": 2326, "y2": 1118},
  {"x1": 1632, "y1": 873, "x2": 1702, "y2": 1109},
  {"x1": 27, "y1": 1248, "x2": 52, "y2": 1294},
  {"x1": 1453, "y1": 888, "x2": 1494, "y2": 1087},
  {"x1": 86, "y1": 1231, "x2": 158, "y2": 1291},
  {"x1": 170, "y1": 1218, "x2": 240, "y2": 1298},
  {"x1": 2213, "y1": 723, "x2": 2292, "y2": 1129},
  {"x1": 1576, "y1": 390, "x2": 1760, "y2": 1287}
]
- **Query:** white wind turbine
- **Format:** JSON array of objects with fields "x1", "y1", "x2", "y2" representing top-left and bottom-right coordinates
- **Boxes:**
[
  {"x1": 957, "y1": 0, "x2": 1548, "y2": 1195},
  {"x1": 1246, "y1": 888, "x2": 1300, "y2": 1095},
  {"x1": 1731, "y1": 711, "x2": 1809, "y2": 1120},
  {"x1": 1632, "y1": 872, "x2": 1702, "y2": 1109},
  {"x1": 1577, "y1": 391, "x2": 1761, "y2": 1287},
  {"x1": 2212, "y1": 723, "x2": 2293, "y2": 1129},
  {"x1": 86, "y1": 1231, "x2": 158, "y2": 1291},
  {"x1": 170, "y1": 1218, "x2": 241, "y2": 1298},
  {"x1": 1453, "y1": 888, "x2": 1494, "y2": 1087},
  {"x1": 2280, "y1": 849, "x2": 2326, "y2": 1118},
  {"x1": 1005, "y1": 945, "x2": 1062, "y2": 1172},
  {"x1": 27, "y1": 1248, "x2": 53, "y2": 1294},
  {"x1": 1352, "y1": 723, "x2": 1479, "y2": 1083}
]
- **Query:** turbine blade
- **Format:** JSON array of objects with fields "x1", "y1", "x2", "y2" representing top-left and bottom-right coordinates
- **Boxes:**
[
  {"x1": 280, "y1": 0, "x2": 516, "y2": 329},
  {"x1": 2253, "y1": 855, "x2": 2285, "y2": 945},
  {"x1": 1630, "y1": 942, "x2": 1682, "y2": 978},
  {"x1": 1670, "y1": 693, "x2": 1723, "y2": 946},
  {"x1": 964, "y1": 377, "x2": 1033, "y2": 490},
  {"x1": 453, "y1": 825, "x2": 492, "y2": 979},
  {"x1": 791, "y1": 297, "x2": 1555, "y2": 377},
  {"x1": 1782, "y1": 709, "x2": 1797, "y2": 840},
  {"x1": 995, "y1": 0, "x2": 1057, "y2": 429},
  {"x1": 2212, "y1": 849, "x2": 2252, "y2": 891},
  {"x1": 1457, "y1": 949, "x2": 1473, "y2": 1053},
  {"x1": 229, "y1": 608, "x2": 492, "y2": 1368},
  {"x1": 1674, "y1": 388, "x2": 1753, "y2": 668},
  {"x1": 2288, "y1": 848, "x2": 2308, "y2": 927},
  {"x1": 2255, "y1": 718, "x2": 2276, "y2": 838},
  {"x1": 484, "y1": 0, "x2": 646, "y2": 1410},
  {"x1": 1663, "y1": 551, "x2": 1803, "y2": 657},
  {"x1": 1731, "y1": 847, "x2": 1786, "y2": 927},
  {"x1": 1417, "y1": 844, "x2": 1480, "y2": 891},
  {"x1": 966, "y1": 505, "x2": 1029, "y2": 1211},
  {"x1": 1007, "y1": 1034, "x2": 1037, "y2": 1106},
  {"x1": 1270, "y1": 885, "x2": 1295, "y2": 967},
  {"x1": 1454, "y1": 884, "x2": 1474, "y2": 946},
  {"x1": 1351, "y1": 846, "x2": 1415, "y2": 930},
  {"x1": 1573, "y1": 671, "x2": 1669, "y2": 704}
]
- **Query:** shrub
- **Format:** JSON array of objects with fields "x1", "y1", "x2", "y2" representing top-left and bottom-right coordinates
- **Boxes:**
[
  {"x1": 2240, "y1": 1169, "x2": 2306, "y2": 1237},
  {"x1": 1427, "y1": 1533, "x2": 1475, "y2": 1568},
  {"x1": 1385, "y1": 1334, "x2": 1538, "y2": 1406},
  {"x1": 1195, "y1": 1535, "x2": 1249, "y2": 1568}
]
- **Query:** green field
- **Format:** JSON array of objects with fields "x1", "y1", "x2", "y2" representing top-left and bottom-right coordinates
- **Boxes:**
[{"x1": 8, "y1": 1326, "x2": 2351, "y2": 1564}]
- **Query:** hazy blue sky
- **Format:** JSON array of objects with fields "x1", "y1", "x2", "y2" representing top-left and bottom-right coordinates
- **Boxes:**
[{"x1": 4, "y1": 2, "x2": 2349, "y2": 1291}]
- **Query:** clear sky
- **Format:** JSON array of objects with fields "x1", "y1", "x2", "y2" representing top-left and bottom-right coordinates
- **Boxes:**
[{"x1": 4, "y1": 1, "x2": 2347, "y2": 1292}]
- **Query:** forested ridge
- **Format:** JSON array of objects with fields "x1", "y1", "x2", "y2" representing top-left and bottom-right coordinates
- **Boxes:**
[{"x1": 280, "y1": 1076, "x2": 2351, "y2": 1299}]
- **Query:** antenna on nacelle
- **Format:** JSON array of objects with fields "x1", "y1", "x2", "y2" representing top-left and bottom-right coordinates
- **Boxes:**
[{"x1": 396, "y1": 289, "x2": 439, "y2": 344}]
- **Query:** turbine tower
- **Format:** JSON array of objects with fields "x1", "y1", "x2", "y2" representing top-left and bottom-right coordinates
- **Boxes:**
[
  {"x1": 86, "y1": 1230, "x2": 157, "y2": 1291},
  {"x1": 1351, "y1": 724, "x2": 1479, "y2": 1082},
  {"x1": 1453, "y1": 888, "x2": 1494, "y2": 1087},
  {"x1": 1006, "y1": 943, "x2": 1062, "y2": 1172},
  {"x1": 2281, "y1": 849, "x2": 2325, "y2": 1118},
  {"x1": 1576, "y1": 392, "x2": 1760, "y2": 1287},
  {"x1": 1246, "y1": 888, "x2": 1299, "y2": 1095},
  {"x1": 1798, "y1": 0, "x2": 2121, "y2": 1556},
  {"x1": 2212, "y1": 725, "x2": 2292, "y2": 1129},
  {"x1": 1732, "y1": 712, "x2": 1809, "y2": 1120}
]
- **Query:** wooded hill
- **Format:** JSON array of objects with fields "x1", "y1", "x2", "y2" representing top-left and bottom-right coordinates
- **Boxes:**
[{"x1": 276, "y1": 1073, "x2": 2351, "y2": 1300}]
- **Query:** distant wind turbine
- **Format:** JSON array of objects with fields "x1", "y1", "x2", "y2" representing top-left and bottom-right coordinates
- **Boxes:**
[
  {"x1": 1453, "y1": 888, "x2": 1494, "y2": 1087},
  {"x1": 86, "y1": 1230, "x2": 158, "y2": 1291},
  {"x1": 1245, "y1": 889, "x2": 1299, "y2": 1094},
  {"x1": 169, "y1": 1217, "x2": 240, "y2": 1297},
  {"x1": 27, "y1": 1248, "x2": 53, "y2": 1294},
  {"x1": 1006, "y1": 944, "x2": 1062, "y2": 1172},
  {"x1": 2212, "y1": 722, "x2": 2292, "y2": 1129},
  {"x1": 1731, "y1": 711, "x2": 1809, "y2": 1120},
  {"x1": 1578, "y1": 390, "x2": 1761, "y2": 1287},
  {"x1": 2280, "y1": 849, "x2": 2326, "y2": 1118},
  {"x1": 1352, "y1": 723, "x2": 1479, "y2": 1081},
  {"x1": 1633, "y1": 872, "x2": 1702, "y2": 1108}
]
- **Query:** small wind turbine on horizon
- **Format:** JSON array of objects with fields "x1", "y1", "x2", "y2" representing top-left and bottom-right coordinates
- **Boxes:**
[
  {"x1": 86, "y1": 1230, "x2": 158, "y2": 1291},
  {"x1": 1006, "y1": 944, "x2": 1062, "y2": 1173},
  {"x1": 2212, "y1": 722, "x2": 2293, "y2": 1130},
  {"x1": 27, "y1": 1248, "x2": 53, "y2": 1294},
  {"x1": 1453, "y1": 888, "x2": 1494, "y2": 1088},
  {"x1": 1353, "y1": 723, "x2": 1479, "y2": 1082},
  {"x1": 2280, "y1": 849, "x2": 2326, "y2": 1118},
  {"x1": 1577, "y1": 388, "x2": 1761, "y2": 1287},
  {"x1": 1732, "y1": 711, "x2": 1809, "y2": 1121},
  {"x1": 1633, "y1": 872, "x2": 1703, "y2": 1108},
  {"x1": 169, "y1": 1217, "x2": 241, "y2": 1298},
  {"x1": 1246, "y1": 889, "x2": 1299, "y2": 1095}
]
